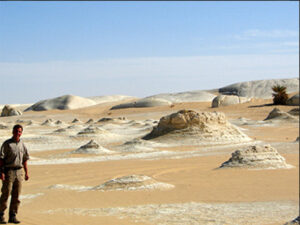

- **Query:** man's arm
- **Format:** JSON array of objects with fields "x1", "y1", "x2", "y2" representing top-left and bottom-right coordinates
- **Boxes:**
[
  {"x1": 0, "y1": 159, "x2": 5, "y2": 181},
  {"x1": 23, "y1": 160, "x2": 29, "y2": 181}
]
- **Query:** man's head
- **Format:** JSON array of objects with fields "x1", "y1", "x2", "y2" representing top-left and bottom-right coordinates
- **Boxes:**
[{"x1": 12, "y1": 124, "x2": 23, "y2": 142}]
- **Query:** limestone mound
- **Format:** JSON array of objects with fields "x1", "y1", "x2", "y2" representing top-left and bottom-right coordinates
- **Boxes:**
[
  {"x1": 218, "y1": 78, "x2": 299, "y2": 99},
  {"x1": 264, "y1": 108, "x2": 299, "y2": 122},
  {"x1": 287, "y1": 94, "x2": 299, "y2": 106},
  {"x1": 92, "y1": 175, "x2": 174, "y2": 191},
  {"x1": 41, "y1": 119, "x2": 54, "y2": 126},
  {"x1": 86, "y1": 119, "x2": 94, "y2": 124},
  {"x1": 72, "y1": 140, "x2": 112, "y2": 154},
  {"x1": 72, "y1": 118, "x2": 80, "y2": 123},
  {"x1": 25, "y1": 95, "x2": 96, "y2": 111},
  {"x1": 0, "y1": 124, "x2": 8, "y2": 129},
  {"x1": 288, "y1": 108, "x2": 299, "y2": 116},
  {"x1": 77, "y1": 126, "x2": 107, "y2": 135},
  {"x1": 1, "y1": 105, "x2": 22, "y2": 117},
  {"x1": 212, "y1": 95, "x2": 251, "y2": 108},
  {"x1": 142, "y1": 109, "x2": 251, "y2": 145},
  {"x1": 111, "y1": 97, "x2": 171, "y2": 110},
  {"x1": 220, "y1": 145, "x2": 292, "y2": 169}
]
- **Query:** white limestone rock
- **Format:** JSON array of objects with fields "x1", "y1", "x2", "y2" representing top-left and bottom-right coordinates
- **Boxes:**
[
  {"x1": 220, "y1": 145, "x2": 293, "y2": 169},
  {"x1": 92, "y1": 174, "x2": 174, "y2": 191},
  {"x1": 143, "y1": 109, "x2": 251, "y2": 145},
  {"x1": 25, "y1": 95, "x2": 96, "y2": 111},
  {"x1": 212, "y1": 95, "x2": 250, "y2": 108},
  {"x1": 1, "y1": 105, "x2": 22, "y2": 117}
]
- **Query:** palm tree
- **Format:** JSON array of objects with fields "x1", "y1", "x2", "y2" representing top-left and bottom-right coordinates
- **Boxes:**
[{"x1": 272, "y1": 85, "x2": 288, "y2": 105}]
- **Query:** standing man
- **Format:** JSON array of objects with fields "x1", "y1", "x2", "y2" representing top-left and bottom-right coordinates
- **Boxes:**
[{"x1": 0, "y1": 124, "x2": 29, "y2": 224}]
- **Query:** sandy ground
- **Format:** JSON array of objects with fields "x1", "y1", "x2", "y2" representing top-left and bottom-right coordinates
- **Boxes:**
[{"x1": 0, "y1": 98, "x2": 298, "y2": 225}]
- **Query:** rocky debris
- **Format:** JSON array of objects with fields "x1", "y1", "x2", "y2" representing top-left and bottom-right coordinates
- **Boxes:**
[
  {"x1": 218, "y1": 78, "x2": 299, "y2": 99},
  {"x1": 25, "y1": 95, "x2": 96, "y2": 111},
  {"x1": 1, "y1": 105, "x2": 22, "y2": 117},
  {"x1": 220, "y1": 145, "x2": 292, "y2": 169},
  {"x1": 287, "y1": 94, "x2": 299, "y2": 106},
  {"x1": 92, "y1": 175, "x2": 174, "y2": 191},
  {"x1": 143, "y1": 109, "x2": 250, "y2": 144},
  {"x1": 212, "y1": 95, "x2": 250, "y2": 108},
  {"x1": 264, "y1": 108, "x2": 299, "y2": 122},
  {"x1": 72, "y1": 139, "x2": 112, "y2": 154}
]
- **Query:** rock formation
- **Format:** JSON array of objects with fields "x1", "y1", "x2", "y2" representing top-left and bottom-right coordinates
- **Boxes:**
[
  {"x1": 25, "y1": 95, "x2": 96, "y2": 111},
  {"x1": 72, "y1": 139, "x2": 112, "y2": 154},
  {"x1": 142, "y1": 109, "x2": 251, "y2": 145},
  {"x1": 220, "y1": 145, "x2": 292, "y2": 169},
  {"x1": 218, "y1": 78, "x2": 299, "y2": 99},
  {"x1": 92, "y1": 175, "x2": 174, "y2": 191},
  {"x1": 264, "y1": 108, "x2": 299, "y2": 122},
  {"x1": 212, "y1": 95, "x2": 250, "y2": 108},
  {"x1": 1, "y1": 105, "x2": 22, "y2": 117}
]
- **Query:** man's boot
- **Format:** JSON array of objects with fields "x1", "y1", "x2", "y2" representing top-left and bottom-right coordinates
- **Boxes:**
[
  {"x1": 0, "y1": 212, "x2": 6, "y2": 224},
  {"x1": 8, "y1": 214, "x2": 19, "y2": 224}
]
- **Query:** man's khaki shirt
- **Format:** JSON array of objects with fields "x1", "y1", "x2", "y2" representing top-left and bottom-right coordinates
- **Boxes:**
[{"x1": 0, "y1": 138, "x2": 30, "y2": 168}]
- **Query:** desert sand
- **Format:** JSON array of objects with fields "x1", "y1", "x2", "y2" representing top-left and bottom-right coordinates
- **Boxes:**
[{"x1": 0, "y1": 94, "x2": 298, "y2": 225}]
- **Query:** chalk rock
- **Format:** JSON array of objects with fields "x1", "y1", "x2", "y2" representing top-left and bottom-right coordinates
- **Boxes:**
[
  {"x1": 220, "y1": 145, "x2": 292, "y2": 169},
  {"x1": 77, "y1": 126, "x2": 107, "y2": 135},
  {"x1": 218, "y1": 78, "x2": 299, "y2": 99},
  {"x1": 25, "y1": 95, "x2": 96, "y2": 111},
  {"x1": 264, "y1": 108, "x2": 299, "y2": 122},
  {"x1": 1, "y1": 105, "x2": 22, "y2": 117},
  {"x1": 72, "y1": 139, "x2": 112, "y2": 154},
  {"x1": 143, "y1": 109, "x2": 251, "y2": 145},
  {"x1": 288, "y1": 108, "x2": 299, "y2": 116},
  {"x1": 212, "y1": 95, "x2": 250, "y2": 108},
  {"x1": 287, "y1": 94, "x2": 299, "y2": 106},
  {"x1": 92, "y1": 175, "x2": 174, "y2": 191}
]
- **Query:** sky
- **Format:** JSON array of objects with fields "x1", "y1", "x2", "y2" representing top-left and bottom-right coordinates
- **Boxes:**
[{"x1": 0, "y1": 1, "x2": 299, "y2": 104}]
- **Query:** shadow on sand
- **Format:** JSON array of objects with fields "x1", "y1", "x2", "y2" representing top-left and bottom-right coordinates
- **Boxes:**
[{"x1": 248, "y1": 103, "x2": 274, "y2": 108}]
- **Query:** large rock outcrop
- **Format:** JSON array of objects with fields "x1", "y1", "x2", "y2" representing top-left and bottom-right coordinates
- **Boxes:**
[
  {"x1": 1, "y1": 105, "x2": 22, "y2": 117},
  {"x1": 25, "y1": 95, "x2": 96, "y2": 111},
  {"x1": 142, "y1": 110, "x2": 251, "y2": 145},
  {"x1": 220, "y1": 145, "x2": 292, "y2": 169},
  {"x1": 218, "y1": 78, "x2": 299, "y2": 99},
  {"x1": 212, "y1": 95, "x2": 250, "y2": 108}
]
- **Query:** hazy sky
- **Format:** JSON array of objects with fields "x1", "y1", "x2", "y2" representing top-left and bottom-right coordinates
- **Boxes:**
[{"x1": 0, "y1": 1, "x2": 299, "y2": 104}]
